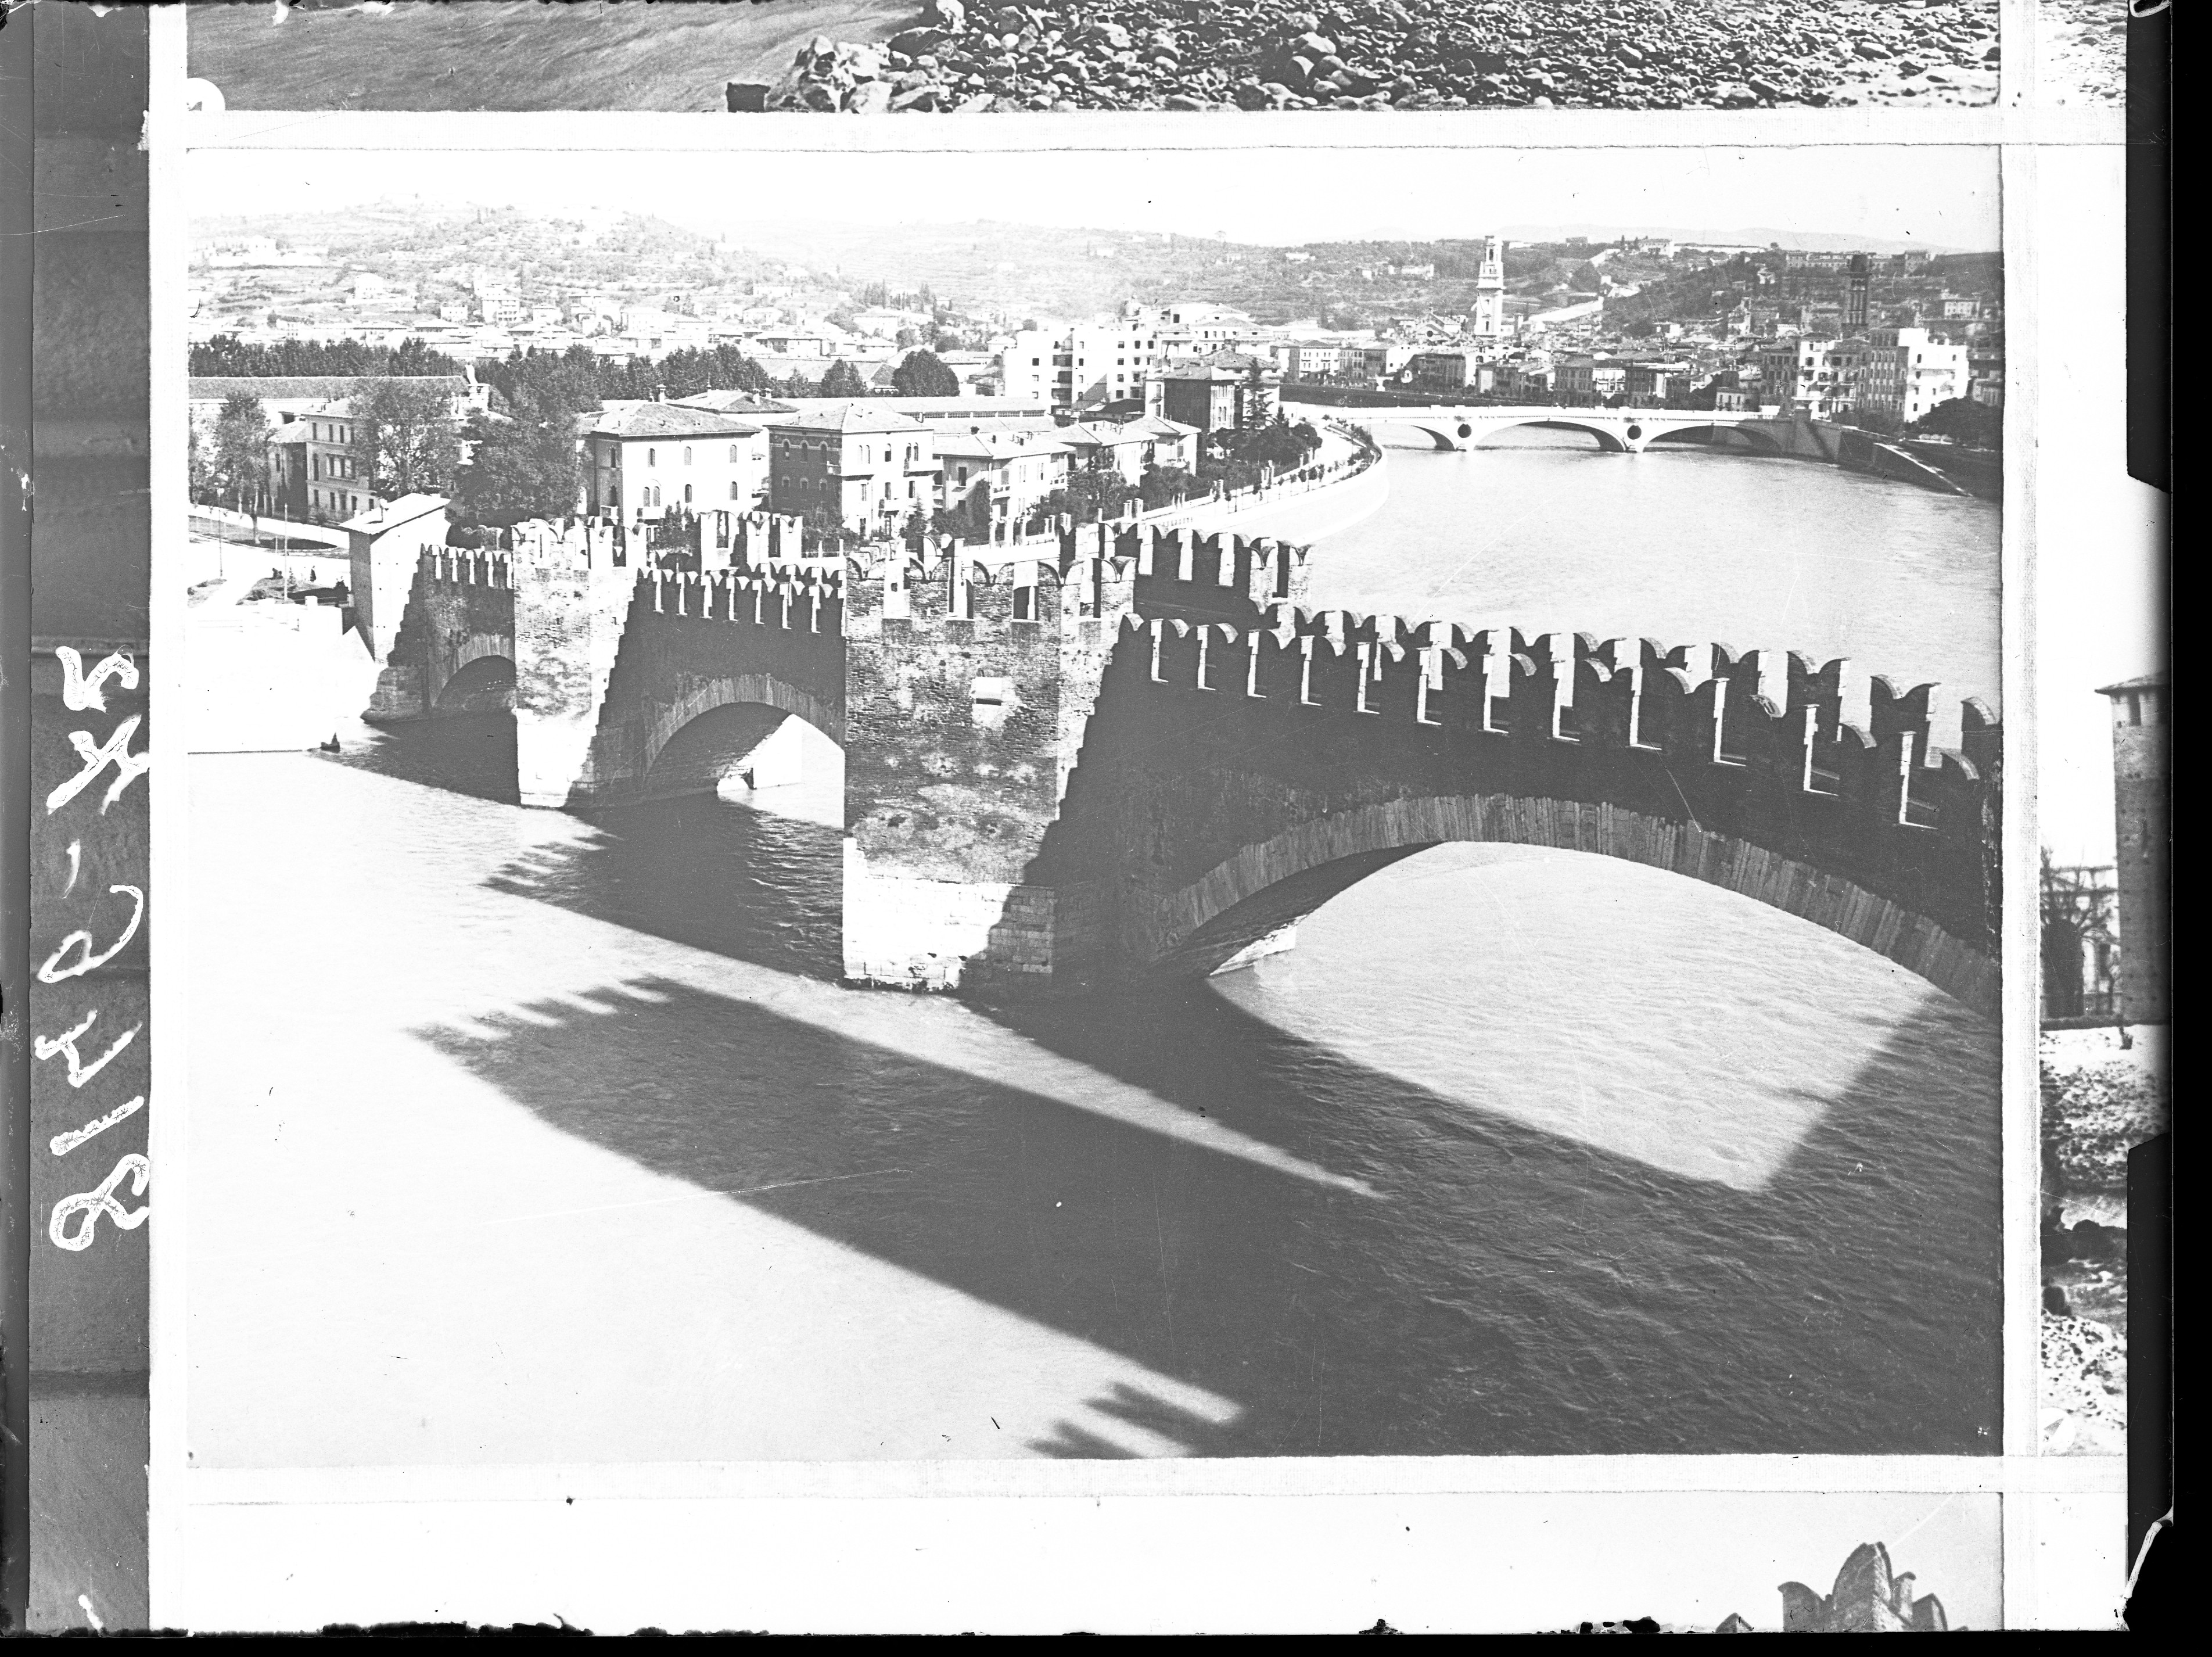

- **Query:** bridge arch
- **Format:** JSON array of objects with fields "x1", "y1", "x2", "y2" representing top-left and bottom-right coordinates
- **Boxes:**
[
  {"x1": 1141, "y1": 795, "x2": 1998, "y2": 1019},
  {"x1": 637, "y1": 672, "x2": 844, "y2": 799},
  {"x1": 434, "y1": 647, "x2": 516, "y2": 713},
  {"x1": 1646, "y1": 422, "x2": 1785, "y2": 455}
]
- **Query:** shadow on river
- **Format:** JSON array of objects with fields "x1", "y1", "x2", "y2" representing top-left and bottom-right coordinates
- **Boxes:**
[{"x1": 329, "y1": 711, "x2": 2001, "y2": 1458}]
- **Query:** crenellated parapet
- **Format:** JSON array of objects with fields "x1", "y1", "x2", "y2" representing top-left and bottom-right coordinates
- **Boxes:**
[
  {"x1": 505, "y1": 515, "x2": 623, "y2": 569},
  {"x1": 1055, "y1": 521, "x2": 1312, "y2": 627},
  {"x1": 418, "y1": 547, "x2": 514, "y2": 590},
  {"x1": 1006, "y1": 606, "x2": 2002, "y2": 1012},
  {"x1": 634, "y1": 565, "x2": 846, "y2": 638}
]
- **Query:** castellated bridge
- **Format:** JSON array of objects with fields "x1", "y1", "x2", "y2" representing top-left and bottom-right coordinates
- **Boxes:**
[{"x1": 363, "y1": 517, "x2": 2000, "y2": 1019}]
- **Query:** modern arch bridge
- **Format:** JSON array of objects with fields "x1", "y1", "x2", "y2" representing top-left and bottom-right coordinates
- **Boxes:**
[
  {"x1": 362, "y1": 518, "x2": 2001, "y2": 1018},
  {"x1": 1295, "y1": 401, "x2": 1788, "y2": 454}
]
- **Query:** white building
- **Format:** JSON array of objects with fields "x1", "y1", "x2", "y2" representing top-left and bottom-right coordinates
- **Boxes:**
[
  {"x1": 1859, "y1": 328, "x2": 1969, "y2": 427},
  {"x1": 934, "y1": 421, "x2": 1072, "y2": 536},
  {"x1": 585, "y1": 402, "x2": 771, "y2": 523}
]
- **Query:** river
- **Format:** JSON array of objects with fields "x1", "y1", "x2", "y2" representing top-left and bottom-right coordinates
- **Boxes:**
[{"x1": 189, "y1": 433, "x2": 2005, "y2": 1465}]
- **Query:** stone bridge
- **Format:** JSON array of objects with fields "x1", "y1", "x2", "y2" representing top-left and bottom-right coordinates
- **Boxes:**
[
  {"x1": 367, "y1": 545, "x2": 845, "y2": 807},
  {"x1": 1310, "y1": 402, "x2": 1786, "y2": 454},
  {"x1": 365, "y1": 522, "x2": 2001, "y2": 1017}
]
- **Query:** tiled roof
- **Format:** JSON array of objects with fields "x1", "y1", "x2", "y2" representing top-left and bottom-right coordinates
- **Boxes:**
[
  {"x1": 340, "y1": 493, "x2": 450, "y2": 535},
  {"x1": 589, "y1": 402, "x2": 764, "y2": 439},
  {"x1": 776, "y1": 402, "x2": 931, "y2": 435},
  {"x1": 673, "y1": 390, "x2": 800, "y2": 416}
]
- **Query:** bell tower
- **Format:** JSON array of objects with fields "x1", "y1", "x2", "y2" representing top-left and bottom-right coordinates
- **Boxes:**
[{"x1": 1471, "y1": 234, "x2": 1507, "y2": 339}]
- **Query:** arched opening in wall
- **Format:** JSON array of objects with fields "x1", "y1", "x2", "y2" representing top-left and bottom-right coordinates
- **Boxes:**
[
  {"x1": 642, "y1": 700, "x2": 844, "y2": 828},
  {"x1": 436, "y1": 653, "x2": 516, "y2": 713},
  {"x1": 1188, "y1": 840, "x2": 1998, "y2": 1196}
]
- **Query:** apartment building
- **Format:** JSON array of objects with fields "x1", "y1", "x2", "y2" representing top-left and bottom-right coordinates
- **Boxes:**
[
  {"x1": 586, "y1": 401, "x2": 771, "y2": 522},
  {"x1": 1859, "y1": 327, "x2": 1969, "y2": 427},
  {"x1": 935, "y1": 420, "x2": 1073, "y2": 533},
  {"x1": 767, "y1": 403, "x2": 939, "y2": 534}
]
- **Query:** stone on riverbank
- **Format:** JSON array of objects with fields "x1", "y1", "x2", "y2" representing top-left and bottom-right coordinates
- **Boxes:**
[{"x1": 739, "y1": 1, "x2": 2000, "y2": 114}]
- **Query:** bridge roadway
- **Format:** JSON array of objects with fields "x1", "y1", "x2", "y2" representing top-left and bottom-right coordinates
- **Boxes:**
[
  {"x1": 361, "y1": 516, "x2": 2001, "y2": 1017},
  {"x1": 1287, "y1": 400, "x2": 1787, "y2": 455}
]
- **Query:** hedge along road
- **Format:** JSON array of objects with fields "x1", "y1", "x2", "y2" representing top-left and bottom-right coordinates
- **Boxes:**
[{"x1": 186, "y1": 0, "x2": 917, "y2": 112}]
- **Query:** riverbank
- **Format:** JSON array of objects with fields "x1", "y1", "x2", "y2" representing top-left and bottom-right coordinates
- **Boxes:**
[
  {"x1": 2038, "y1": 1024, "x2": 2164, "y2": 1457},
  {"x1": 188, "y1": 1, "x2": 2000, "y2": 112},
  {"x1": 2034, "y1": 0, "x2": 2126, "y2": 106},
  {"x1": 188, "y1": 0, "x2": 915, "y2": 112}
]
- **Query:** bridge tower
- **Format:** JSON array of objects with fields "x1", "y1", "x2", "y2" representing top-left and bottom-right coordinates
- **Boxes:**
[{"x1": 1471, "y1": 234, "x2": 1508, "y2": 340}]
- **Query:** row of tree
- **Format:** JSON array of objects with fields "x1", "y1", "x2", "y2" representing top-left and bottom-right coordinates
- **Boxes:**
[
  {"x1": 191, "y1": 335, "x2": 466, "y2": 379},
  {"x1": 192, "y1": 335, "x2": 965, "y2": 412}
]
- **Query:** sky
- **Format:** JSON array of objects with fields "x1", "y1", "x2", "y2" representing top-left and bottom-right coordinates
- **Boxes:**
[{"x1": 185, "y1": 140, "x2": 2000, "y2": 252}]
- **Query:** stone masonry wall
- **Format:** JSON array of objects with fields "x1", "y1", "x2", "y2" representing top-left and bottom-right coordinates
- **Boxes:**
[
  {"x1": 839, "y1": 528, "x2": 1312, "y2": 989},
  {"x1": 566, "y1": 565, "x2": 847, "y2": 805},
  {"x1": 365, "y1": 550, "x2": 514, "y2": 720}
]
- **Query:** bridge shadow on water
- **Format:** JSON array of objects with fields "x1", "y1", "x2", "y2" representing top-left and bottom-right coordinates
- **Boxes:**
[
  {"x1": 413, "y1": 960, "x2": 2000, "y2": 1460},
  {"x1": 343, "y1": 715, "x2": 1999, "y2": 1457},
  {"x1": 484, "y1": 797, "x2": 848, "y2": 985},
  {"x1": 321, "y1": 710, "x2": 522, "y2": 806}
]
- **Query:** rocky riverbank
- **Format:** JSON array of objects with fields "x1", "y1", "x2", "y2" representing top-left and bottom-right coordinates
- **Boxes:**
[
  {"x1": 742, "y1": 0, "x2": 2001, "y2": 112},
  {"x1": 2035, "y1": 0, "x2": 2127, "y2": 106},
  {"x1": 2038, "y1": 1027, "x2": 2164, "y2": 1457}
]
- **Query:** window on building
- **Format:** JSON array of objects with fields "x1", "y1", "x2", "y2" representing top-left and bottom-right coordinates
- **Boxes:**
[
  {"x1": 684, "y1": 483, "x2": 694, "y2": 504},
  {"x1": 730, "y1": 482, "x2": 741, "y2": 501},
  {"x1": 648, "y1": 448, "x2": 657, "y2": 467},
  {"x1": 684, "y1": 446, "x2": 692, "y2": 465},
  {"x1": 729, "y1": 444, "x2": 741, "y2": 463}
]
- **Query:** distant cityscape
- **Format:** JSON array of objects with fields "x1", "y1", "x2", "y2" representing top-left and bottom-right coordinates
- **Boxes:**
[{"x1": 186, "y1": 206, "x2": 2003, "y2": 542}]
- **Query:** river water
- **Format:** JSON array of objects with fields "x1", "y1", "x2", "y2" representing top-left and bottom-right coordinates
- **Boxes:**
[{"x1": 193, "y1": 433, "x2": 2004, "y2": 1464}]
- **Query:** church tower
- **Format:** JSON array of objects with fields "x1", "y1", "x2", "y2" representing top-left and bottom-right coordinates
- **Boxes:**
[
  {"x1": 1845, "y1": 253, "x2": 1872, "y2": 335},
  {"x1": 1471, "y1": 234, "x2": 1507, "y2": 339}
]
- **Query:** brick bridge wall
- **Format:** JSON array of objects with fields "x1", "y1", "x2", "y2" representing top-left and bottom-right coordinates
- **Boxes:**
[
  {"x1": 838, "y1": 525, "x2": 1314, "y2": 988},
  {"x1": 989, "y1": 605, "x2": 2002, "y2": 1017},
  {"x1": 365, "y1": 550, "x2": 516, "y2": 719},
  {"x1": 559, "y1": 566, "x2": 846, "y2": 808},
  {"x1": 367, "y1": 549, "x2": 846, "y2": 809}
]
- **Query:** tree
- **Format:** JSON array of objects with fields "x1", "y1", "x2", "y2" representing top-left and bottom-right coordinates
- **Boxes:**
[
  {"x1": 353, "y1": 376, "x2": 464, "y2": 498},
  {"x1": 1907, "y1": 396, "x2": 2002, "y2": 450},
  {"x1": 890, "y1": 348, "x2": 960, "y2": 399},
  {"x1": 1139, "y1": 465, "x2": 1191, "y2": 511},
  {"x1": 819, "y1": 358, "x2": 867, "y2": 399},
  {"x1": 189, "y1": 333, "x2": 464, "y2": 378},
  {"x1": 209, "y1": 392, "x2": 270, "y2": 517},
  {"x1": 1238, "y1": 363, "x2": 1274, "y2": 433},
  {"x1": 188, "y1": 417, "x2": 212, "y2": 503},
  {"x1": 448, "y1": 383, "x2": 583, "y2": 532}
]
